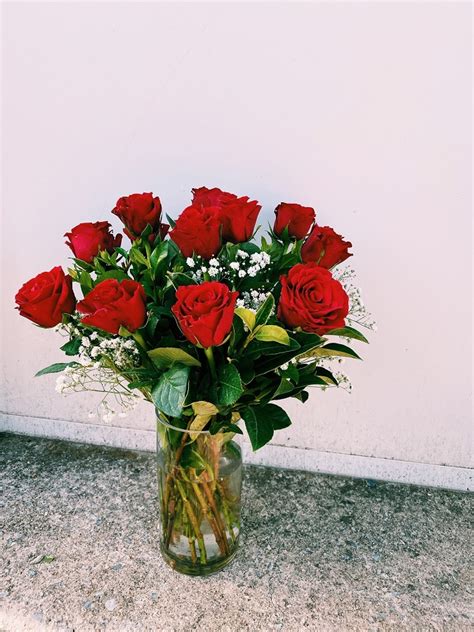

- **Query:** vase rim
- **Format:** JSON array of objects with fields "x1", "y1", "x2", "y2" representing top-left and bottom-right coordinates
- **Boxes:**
[{"x1": 156, "y1": 414, "x2": 214, "y2": 436}]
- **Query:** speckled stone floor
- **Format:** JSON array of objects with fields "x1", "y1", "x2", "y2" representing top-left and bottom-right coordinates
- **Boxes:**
[{"x1": 1, "y1": 433, "x2": 473, "y2": 631}]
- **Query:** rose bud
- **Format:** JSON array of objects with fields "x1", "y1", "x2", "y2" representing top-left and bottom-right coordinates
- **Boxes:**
[
  {"x1": 172, "y1": 281, "x2": 238, "y2": 348},
  {"x1": 273, "y1": 203, "x2": 315, "y2": 240},
  {"x1": 112, "y1": 192, "x2": 168, "y2": 241},
  {"x1": 301, "y1": 225, "x2": 352, "y2": 269},
  {"x1": 278, "y1": 263, "x2": 349, "y2": 335},
  {"x1": 170, "y1": 204, "x2": 222, "y2": 260},
  {"x1": 192, "y1": 186, "x2": 237, "y2": 208},
  {"x1": 77, "y1": 278, "x2": 147, "y2": 335},
  {"x1": 65, "y1": 221, "x2": 122, "y2": 263},
  {"x1": 15, "y1": 266, "x2": 76, "y2": 328}
]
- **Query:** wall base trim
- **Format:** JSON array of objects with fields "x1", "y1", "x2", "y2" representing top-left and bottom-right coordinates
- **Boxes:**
[{"x1": 1, "y1": 413, "x2": 471, "y2": 492}]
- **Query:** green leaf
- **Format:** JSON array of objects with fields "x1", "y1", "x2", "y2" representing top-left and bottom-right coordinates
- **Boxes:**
[
  {"x1": 94, "y1": 269, "x2": 130, "y2": 285},
  {"x1": 150, "y1": 241, "x2": 170, "y2": 279},
  {"x1": 242, "y1": 403, "x2": 292, "y2": 450},
  {"x1": 129, "y1": 248, "x2": 149, "y2": 267},
  {"x1": 267, "y1": 403, "x2": 292, "y2": 430},
  {"x1": 273, "y1": 378, "x2": 295, "y2": 398},
  {"x1": 152, "y1": 365, "x2": 190, "y2": 417},
  {"x1": 242, "y1": 406, "x2": 274, "y2": 451},
  {"x1": 60, "y1": 338, "x2": 82, "y2": 356},
  {"x1": 235, "y1": 307, "x2": 256, "y2": 332},
  {"x1": 127, "y1": 379, "x2": 154, "y2": 389},
  {"x1": 280, "y1": 363, "x2": 299, "y2": 383},
  {"x1": 115, "y1": 247, "x2": 129, "y2": 259},
  {"x1": 167, "y1": 272, "x2": 197, "y2": 288},
  {"x1": 254, "y1": 325, "x2": 290, "y2": 345},
  {"x1": 78, "y1": 270, "x2": 93, "y2": 295},
  {"x1": 217, "y1": 363, "x2": 244, "y2": 407},
  {"x1": 326, "y1": 326, "x2": 369, "y2": 343},
  {"x1": 166, "y1": 214, "x2": 176, "y2": 228},
  {"x1": 310, "y1": 343, "x2": 362, "y2": 360},
  {"x1": 251, "y1": 338, "x2": 302, "y2": 374},
  {"x1": 148, "y1": 347, "x2": 201, "y2": 368},
  {"x1": 35, "y1": 362, "x2": 78, "y2": 377},
  {"x1": 315, "y1": 366, "x2": 339, "y2": 385},
  {"x1": 247, "y1": 337, "x2": 300, "y2": 361},
  {"x1": 255, "y1": 294, "x2": 275, "y2": 327}
]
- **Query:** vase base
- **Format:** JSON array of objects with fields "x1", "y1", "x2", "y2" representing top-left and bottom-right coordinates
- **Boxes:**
[{"x1": 160, "y1": 542, "x2": 239, "y2": 576}]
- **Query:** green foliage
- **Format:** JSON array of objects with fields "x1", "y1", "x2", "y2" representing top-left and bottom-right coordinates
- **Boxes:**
[
  {"x1": 217, "y1": 363, "x2": 244, "y2": 407},
  {"x1": 35, "y1": 362, "x2": 78, "y2": 377},
  {"x1": 148, "y1": 347, "x2": 201, "y2": 369},
  {"x1": 254, "y1": 325, "x2": 289, "y2": 345},
  {"x1": 326, "y1": 326, "x2": 369, "y2": 343},
  {"x1": 309, "y1": 342, "x2": 362, "y2": 360},
  {"x1": 234, "y1": 307, "x2": 256, "y2": 332},
  {"x1": 242, "y1": 403, "x2": 291, "y2": 450},
  {"x1": 152, "y1": 365, "x2": 190, "y2": 417},
  {"x1": 60, "y1": 338, "x2": 82, "y2": 356},
  {"x1": 255, "y1": 294, "x2": 275, "y2": 327}
]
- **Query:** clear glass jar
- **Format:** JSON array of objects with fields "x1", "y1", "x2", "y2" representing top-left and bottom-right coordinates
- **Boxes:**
[{"x1": 156, "y1": 415, "x2": 242, "y2": 575}]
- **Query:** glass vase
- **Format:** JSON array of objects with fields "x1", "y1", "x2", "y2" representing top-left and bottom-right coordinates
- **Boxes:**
[{"x1": 156, "y1": 415, "x2": 242, "y2": 575}]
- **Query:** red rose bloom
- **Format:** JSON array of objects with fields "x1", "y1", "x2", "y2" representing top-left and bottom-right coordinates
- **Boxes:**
[
  {"x1": 65, "y1": 221, "x2": 122, "y2": 263},
  {"x1": 301, "y1": 225, "x2": 352, "y2": 268},
  {"x1": 112, "y1": 192, "x2": 168, "y2": 241},
  {"x1": 15, "y1": 266, "x2": 76, "y2": 328},
  {"x1": 192, "y1": 186, "x2": 261, "y2": 243},
  {"x1": 172, "y1": 281, "x2": 238, "y2": 348},
  {"x1": 192, "y1": 186, "x2": 237, "y2": 208},
  {"x1": 77, "y1": 278, "x2": 147, "y2": 334},
  {"x1": 219, "y1": 197, "x2": 261, "y2": 243},
  {"x1": 278, "y1": 263, "x2": 349, "y2": 335},
  {"x1": 273, "y1": 202, "x2": 315, "y2": 240},
  {"x1": 170, "y1": 204, "x2": 222, "y2": 260}
]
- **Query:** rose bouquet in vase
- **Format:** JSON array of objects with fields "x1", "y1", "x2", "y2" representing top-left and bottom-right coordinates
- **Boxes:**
[{"x1": 15, "y1": 187, "x2": 374, "y2": 575}]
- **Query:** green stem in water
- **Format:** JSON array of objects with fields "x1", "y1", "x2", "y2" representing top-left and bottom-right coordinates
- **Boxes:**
[
  {"x1": 204, "y1": 346, "x2": 217, "y2": 381},
  {"x1": 175, "y1": 479, "x2": 207, "y2": 564}
]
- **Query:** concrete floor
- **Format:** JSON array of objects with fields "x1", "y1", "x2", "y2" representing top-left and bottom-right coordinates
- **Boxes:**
[{"x1": 1, "y1": 433, "x2": 473, "y2": 631}]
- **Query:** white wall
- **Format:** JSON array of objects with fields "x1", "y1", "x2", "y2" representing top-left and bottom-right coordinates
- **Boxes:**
[{"x1": 1, "y1": 2, "x2": 472, "y2": 489}]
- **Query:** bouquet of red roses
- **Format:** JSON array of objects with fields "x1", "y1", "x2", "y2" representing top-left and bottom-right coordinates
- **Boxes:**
[{"x1": 15, "y1": 187, "x2": 373, "y2": 575}]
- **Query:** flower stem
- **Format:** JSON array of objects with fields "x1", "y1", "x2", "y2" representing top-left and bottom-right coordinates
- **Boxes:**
[
  {"x1": 175, "y1": 479, "x2": 207, "y2": 564},
  {"x1": 204, "y1": 346, "x2": 217, "y2": 381},
  {"x1": 186, "y1": 469, "x2": 228, "y2": 557}
]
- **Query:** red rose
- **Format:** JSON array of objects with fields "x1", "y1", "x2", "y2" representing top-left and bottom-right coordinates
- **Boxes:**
[
  {"x1": 278, "y1": 263, "x2": 349, "y2": 335},
  {"x1": 170, "y1": 204, "x2": 222, "y2": 260},
  {"x1": 172, "y1": 281, "x2": 238, "y2": 348},
  {"x1": 65, "y1": 221, "x2": 122, "y2": 263},
  {"x1": 15, "y1": 266, "x2": 76, "y2": 328},
  {"x1": 273, "y1": 203, "x2": 315, "y2": 239},
  {"x1": 219, "y1": 197, "x2": 261, "y2": 243},
  {"x1": 192, "y1": 186, "x2": 237, "y2": 208},
  {"x1": 192, "y1": 186, "x2": 261, "y2": 243},
  {"x1": 77, "y1": 278, "x2": 147, "y2": 334},
  {"x1": 301, "y1": 225, "x2": 352, "y2": 268},
  {"x1": 112, "y1": 192, "x2": 168, "y2": 241}
]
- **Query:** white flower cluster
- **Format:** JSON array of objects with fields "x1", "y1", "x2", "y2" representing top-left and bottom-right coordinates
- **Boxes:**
[
  {"x1": 187, "y1": 256, "x2": 224, "y2": 281},
  {"x1": 55, "y1": 363, "x2": 140, "y2": 423},
  {"x1": 236, "y1": 289, "x2": 272, "y2": 312},
  {"x1": 334, "y1": 266, "x2": 377, "y2": 331},
  {"x1": 232, "y1": 250, "x2": 271, "y2": 279},
  {"x1": 78, "y1": 333, "x2": 140, "y2": 370},
  {"x1": 56, "y1": 319, "x2": 141, "y2": 370},
  {"x1": 184, "y1": 249, "x2": 272, "y2": 283}
]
